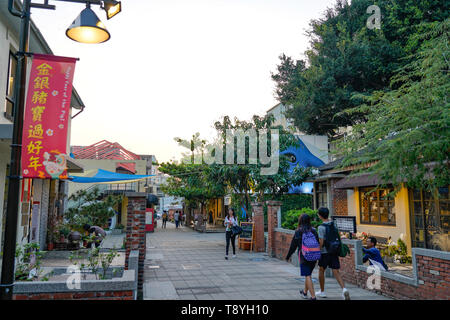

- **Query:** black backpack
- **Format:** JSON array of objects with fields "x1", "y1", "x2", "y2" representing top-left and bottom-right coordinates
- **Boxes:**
[{"x1": 324, "y1": 223, "x2": 341, "y2": 255}]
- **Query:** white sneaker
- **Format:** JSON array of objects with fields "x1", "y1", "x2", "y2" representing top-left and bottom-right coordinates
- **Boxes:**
[
  {"x1": 232, "y1": 255, "x2": 236, "y2": 259},
  {"x1": 315, "y1": 290, "x2": 327, "y2": 298},
  {"x1": 225, "y1": 255, "x2": 228, "y2": 260},
  {"x1": 342, "y1": 288, "x2": 350, "y2": 300}
]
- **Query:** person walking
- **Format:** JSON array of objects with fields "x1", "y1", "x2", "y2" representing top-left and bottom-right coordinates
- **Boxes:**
[
  {"x1": 224, "y1": 208, "x2": 238, "y2": 260},
  {"x1": 286, "y1": 214, "x2": 321, "y2": 300},
  {"x1": 162, "y1": 211, "x2": 168, "y2": 229},
  {"x1": 174, "y1": 210, "x2": 180, "y2": 229},
  {"x1": 315, "y1": 207, "x2": 350, "y2": 300}
]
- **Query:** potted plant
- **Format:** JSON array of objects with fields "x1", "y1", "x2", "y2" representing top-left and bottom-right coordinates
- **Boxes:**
[
  {"x1": 46, "y1": 229, "x2": 58, "y2": 251},
  {"x1": 58, "y1": 225, "x2": 71, "y2": 243}
]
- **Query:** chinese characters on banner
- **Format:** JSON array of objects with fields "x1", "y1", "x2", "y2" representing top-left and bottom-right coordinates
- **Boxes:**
[{"x1": 21, "y1": 54, "x2": 77, "y2": 179}]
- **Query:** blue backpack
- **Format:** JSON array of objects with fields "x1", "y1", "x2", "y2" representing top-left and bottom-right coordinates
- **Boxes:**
[{"x1": 301, "y1": 230, "x2": 321, "y2": 261}]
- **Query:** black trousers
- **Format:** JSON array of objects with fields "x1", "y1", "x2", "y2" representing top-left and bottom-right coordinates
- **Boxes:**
[{"x1": 226, "y1": 230, "x2": 236, "y2": 255}]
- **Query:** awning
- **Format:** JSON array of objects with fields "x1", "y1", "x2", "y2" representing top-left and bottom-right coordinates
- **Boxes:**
[
  {"x1": 334, "y1": 174, "x2": 389, "y2": 189},
  {"x1": 69, "y1": 169, "x2": 153, "y2": 184}
]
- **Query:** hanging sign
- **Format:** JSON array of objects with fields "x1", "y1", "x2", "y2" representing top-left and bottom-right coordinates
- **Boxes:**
[{"x1": 21, "y1": 53, "x2": 77, "y2": 179}]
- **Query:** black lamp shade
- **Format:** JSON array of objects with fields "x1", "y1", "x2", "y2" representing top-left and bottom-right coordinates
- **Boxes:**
[{"x1": 66, "y1": 7, "x2": 110, "y2": 44}]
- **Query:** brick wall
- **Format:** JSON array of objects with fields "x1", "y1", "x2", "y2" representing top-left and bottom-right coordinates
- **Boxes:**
[
  {"x1": 330, "y1": 178, "x2": 348, "y2": 216},
  {"x1": 266, "y1": 201, "x2": 282, "y2": 257},
  {"x1": 125, "y1": 193, "x2": 147, "y2": 292},
  {"x1": 268, "y1": 210, "x2": 450, "y2": 299},
  {"x1": 13, "y1": 290, "x2": 134, "y2": 300},
  {"x1": 272, "y1": 229, "x2": 294, "y2": 260},
  {"x1": 252, "y1": 202, "x2": 265, "y2": 252},
  {"x1": 338, "y1": 241, "x2": 450, "y2": 300}
]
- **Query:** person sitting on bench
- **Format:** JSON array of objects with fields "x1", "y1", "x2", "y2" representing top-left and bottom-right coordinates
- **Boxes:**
[{"x1": 363, "y1": 237, "x2": 389, "y2": 271}]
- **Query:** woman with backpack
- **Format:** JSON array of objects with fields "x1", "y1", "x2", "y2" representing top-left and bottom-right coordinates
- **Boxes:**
[{"x1": 286, "y1": 214, "x2": 321, "y2": 300}]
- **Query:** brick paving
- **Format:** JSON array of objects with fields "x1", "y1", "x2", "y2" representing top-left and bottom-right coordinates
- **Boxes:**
[{"x1": 143, "y1": 221, "x2": 391, "y2": 300}]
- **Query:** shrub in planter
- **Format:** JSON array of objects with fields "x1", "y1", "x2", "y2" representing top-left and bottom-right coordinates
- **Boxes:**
[
  {"x1": 281, "y1": 208, "x2": 322, "y2": 230},
  {"x1": 15, "y1": 243, "x2": 45, "y2": 281}
]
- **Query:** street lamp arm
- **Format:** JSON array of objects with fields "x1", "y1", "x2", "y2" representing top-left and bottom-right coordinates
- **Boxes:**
[{"x1": 8, "y1": 0, "x2": 22, "y2": 17}]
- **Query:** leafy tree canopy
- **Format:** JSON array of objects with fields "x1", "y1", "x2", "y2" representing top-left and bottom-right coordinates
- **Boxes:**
[
  {"x1": 272, "y1": 0, "x2": 449, "y2": 136},
  {"x1": 337, "y1": 19, "x2": 450, "y2": 192}
]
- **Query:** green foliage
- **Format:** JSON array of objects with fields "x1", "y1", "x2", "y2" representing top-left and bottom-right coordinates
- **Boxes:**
[
  {"x1": 69, "y1": 247, "x2": 119, "y2": 280},
  {"x1": 380, "y1": 238, "x2": 412, "y2": 264},
  {"x1": 66, "y1": 187, "x2": 121, "y2": 230},
  {"x1": 281, "y1": 208, "x2": 322, "y2": 230},
  {"x1": 337, "y1": 19, "x2": 450, "y2": 191},
  {"x1": 15, "y1": 243, "x2": 45, "y2": 281},
  {"x1": 272, "y1": 0, "x2": 449, "y2": 136},
  {"x1": 160, "y1": 114, "x2": 313, "y2": 216}
]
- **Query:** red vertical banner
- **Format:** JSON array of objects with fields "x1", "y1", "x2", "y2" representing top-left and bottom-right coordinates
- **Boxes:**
[{"x1": 21, "y1": 54, "x2": 77, "y2": 179}]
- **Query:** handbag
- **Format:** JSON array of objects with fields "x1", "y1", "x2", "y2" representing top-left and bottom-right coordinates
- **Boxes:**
[{"x1": 231, "y1": 226, "x2": 242, "y2": 236}]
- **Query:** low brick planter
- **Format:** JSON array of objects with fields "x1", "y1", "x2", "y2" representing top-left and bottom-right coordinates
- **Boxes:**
[{"x1": 12, "y1": 250, "x2": 139, "y2": 300}]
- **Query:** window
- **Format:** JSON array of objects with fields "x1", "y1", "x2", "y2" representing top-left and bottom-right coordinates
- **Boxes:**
[
  {"x1": 5, "y1": 52, "x2": 17, "y2": 121},
  {"x1": 316, "y1": 181, "x2": 328, "y2": 209},
  {"x1": 359, "y1": 187, "x2": 396, "y2": 225},
  {"x1": 409, "y1": 187, "x2": 449, "y2": 249}
]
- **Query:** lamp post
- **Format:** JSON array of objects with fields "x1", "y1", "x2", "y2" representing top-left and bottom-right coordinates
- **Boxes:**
[{"x1": 1, "y1": 0, "x2": 121, "y2": 300}]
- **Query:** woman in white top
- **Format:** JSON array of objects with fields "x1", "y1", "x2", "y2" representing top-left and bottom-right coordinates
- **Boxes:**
[{"x1": 224, "y1": 208, "x2": 238, "y2": 259}]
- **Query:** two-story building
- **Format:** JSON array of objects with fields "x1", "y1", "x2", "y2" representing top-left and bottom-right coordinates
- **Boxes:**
[{"x1": 0, "y1": 0, "x2": 85, "y2": 250}]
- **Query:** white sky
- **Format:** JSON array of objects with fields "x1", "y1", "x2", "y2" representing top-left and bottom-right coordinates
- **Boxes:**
[{"x1": 30, "y1": 0, "x2": 336, "y2": 163}]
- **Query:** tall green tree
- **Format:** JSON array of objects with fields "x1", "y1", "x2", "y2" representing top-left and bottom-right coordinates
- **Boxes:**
[
  {"x1": 272, "y1": 0, "x2": 449, "y2": 136},
  {"x1": 337, "y1": 19, "x2": 450, "y2": 191}
]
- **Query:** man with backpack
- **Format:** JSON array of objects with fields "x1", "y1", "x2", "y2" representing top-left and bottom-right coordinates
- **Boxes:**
[
  {"x1": 316, "y1": 207, "x2": 350, "y2": 300},
  {"x1": 286, "y1": 214, "x2": 321, "y2": 300}
]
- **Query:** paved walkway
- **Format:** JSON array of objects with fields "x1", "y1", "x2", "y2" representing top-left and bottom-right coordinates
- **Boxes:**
[{"x1": 143, "y1": 222, "x2": 391, "y2": 300}]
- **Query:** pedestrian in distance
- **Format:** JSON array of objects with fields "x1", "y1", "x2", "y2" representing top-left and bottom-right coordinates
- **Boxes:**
[
  {"x1": 174, "y1": 210, "x2": 180, "y2": 229},
  {"x1": 162, "y1": 211, "x2": 168, "y2": 229},
  {"x1": 286, "y1": 213, "x2": 321, "y2": 300},
  {"x1": 315, "y1": 207, "x2": 350, "y2": 300},
  {"x1": 224, "y1": 208, "x2": 238, "y2": 260}
]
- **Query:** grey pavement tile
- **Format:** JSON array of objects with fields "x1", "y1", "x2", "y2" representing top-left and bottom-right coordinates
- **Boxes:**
[
  {"x1": 178, "y1": 294, "x2": 197, "y2": 300},
  {"x1": 194, "y1": 294, "x2": 213, "y2": 300}
]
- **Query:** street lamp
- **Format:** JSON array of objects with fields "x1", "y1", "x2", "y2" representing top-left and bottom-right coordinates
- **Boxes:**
[
  {"x1": 66, "y1": 4, "x2": 111, "y2": 44},
  {"x1": 1, "y1": 0, "x2": 121, "y2": 300},
  {"x1": 102, "y1": 0, "x2": 121, "y2": 20}
]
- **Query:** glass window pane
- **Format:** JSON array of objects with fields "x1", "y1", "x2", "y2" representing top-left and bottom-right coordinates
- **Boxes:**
[
  {"x1": 413, "y1": 189, "x2": 421, "y2": 201},
  {"x1": 415, "y1": 215, "x2": 424, "y2": 228},
  {"x1": 7, "y1": 54, "x2": 17, "y2": 99},
  {"x1": 440, "y1": 216, "x2": 450, "y2": 232},
  {"x1": 413, "y1": 201, "x2": 422, "y2": 215},
  {"x1": 4, "y1": 100, "x2": 13, "y2": 119},
  {"x1": 438, "y1": 187, "x2": 449, "y2": 200},
  {"x1": 415, "y1": 229, "x2": 425, "y2": 242},
  {"x1": 423, "y1": 190, "x2": 433, "y2": 201}
]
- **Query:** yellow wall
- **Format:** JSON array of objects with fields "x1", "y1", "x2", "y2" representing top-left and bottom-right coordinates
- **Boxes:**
[
  {"x1": 348, "y1": 185, "x2": 412, "y2": 254},
  {"x1": 206, "y1": 198, "x2": 224, "y2": 224}
]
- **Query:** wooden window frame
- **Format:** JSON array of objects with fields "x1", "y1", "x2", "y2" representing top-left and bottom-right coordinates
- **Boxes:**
[{"x1": 359, "y1": 187, "x2": 396, "y2": 226}]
